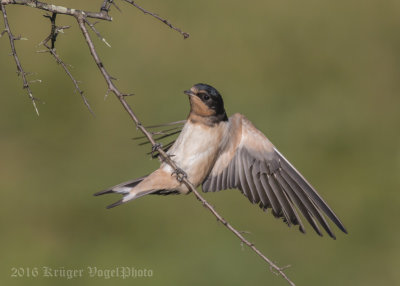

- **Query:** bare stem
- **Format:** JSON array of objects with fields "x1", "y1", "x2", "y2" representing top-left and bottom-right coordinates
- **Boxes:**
[
  {"x1": 84, "y1": 18, "x2": 111, "y2": 48},
  {"x1": 1, "y1": 0, "x2": 112, "y2": 20},
  {"x1": 122, "y1": 0, "x2": 189, "y2": 39},
  {"x1": 1, "y1": 3, "x2": 39, "y2": 115},
  {"x1": 40, "y1": 13, "x2": 94, "y2": 115},
  {"x1": 190, "y1": 187, "x2": 295, "y2": 286},
  {"x1": 76, "y1": 14, "x2": 294, "y2": 286}
]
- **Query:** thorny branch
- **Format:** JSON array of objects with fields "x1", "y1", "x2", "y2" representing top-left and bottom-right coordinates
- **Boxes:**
[
  {"x1": 1, "y1": 1, "x2": 294, "y2": 285},
  {"x1": 1, "y1": 0, "x2": 188, "y2": 113},
  {"x1": 122, "y1": 0, "x2": 189, "y2": 39},
  {"x1": 39, "y1": 12, "x2": 94, "y2": 114},
  {"x1": 1, "y1": 3, "x2": 39, "y2": 115},
  {"x1": 1, "y1": 0, "x2": 112, "y2": 20},
  {"x1": 84, "y1": 18, "x2": 111, "y2": 48}
]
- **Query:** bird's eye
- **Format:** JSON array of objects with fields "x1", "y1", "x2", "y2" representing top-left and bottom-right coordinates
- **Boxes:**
[{"x1": 203, "y1": 94, "x2": 210, "y2": 100}]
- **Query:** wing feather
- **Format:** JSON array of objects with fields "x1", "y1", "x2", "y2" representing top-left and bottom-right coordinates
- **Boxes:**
[
  {"x1": 221, "y1": 164, "x2": 229, "y2": 190},
  {"x1": 260, "y1": 172, "x2": 281, "y2": 216},
  {"x1": 275, "y1": 171, "x2": 321, "y2": 235},
  {"x1": 252, "y1": 161, "x2": 271, "y2": 209},
  {"x1": 277, "y1": 150, "x2": 347, "y2": 234},
  {"x1": 274, "y1": 172, "x2": 306, "y2": 233},
  {"x1": 242, "y1": 150, "x2": 260, "y2": 203},
  {"x1": 202, "y1": 113, "x2": 346, "y2": 238},
  {"x1": 227, "y1": 159, "x2": 236, "y2": 189},
  {"x1": 268, "y1": 173, "x2": 292, "y2": 224},
  {"x1": 238, "y1": 152, "x2": 254, "y2": 202},
  {"x1": 280, "y1": 167, "x2": 335, "y2": 238}
]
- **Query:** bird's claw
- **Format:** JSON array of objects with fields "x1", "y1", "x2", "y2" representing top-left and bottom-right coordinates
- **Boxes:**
[
  {"x1": 151, "y1": 143, "x2": 162, "y2": 156},
  {"x1": 171, "y1": 167, "x2": 187, "y2": 182}
]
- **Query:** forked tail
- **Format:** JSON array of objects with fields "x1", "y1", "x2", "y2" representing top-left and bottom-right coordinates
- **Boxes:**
[
  {"x1": 94, "y1": 175, "x2": 149, "y2": 209},
  {"x1": 94, "y1": 175, "x2": 179, "y2": 209}
]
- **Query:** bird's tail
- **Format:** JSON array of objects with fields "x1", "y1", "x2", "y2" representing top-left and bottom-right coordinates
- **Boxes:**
[{"x1": 94, "y1": 175, "x2": 154, "y2": 209}]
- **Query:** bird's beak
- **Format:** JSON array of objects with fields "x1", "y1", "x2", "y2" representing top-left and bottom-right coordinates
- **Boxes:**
[{"x1": 184, "y1": 89, "x2": 195, "y2": 96}]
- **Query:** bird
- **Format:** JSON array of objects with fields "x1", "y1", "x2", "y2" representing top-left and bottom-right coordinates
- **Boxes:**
[{"x1": 95, "y1": 83, "x2": 347, "y2": 239}]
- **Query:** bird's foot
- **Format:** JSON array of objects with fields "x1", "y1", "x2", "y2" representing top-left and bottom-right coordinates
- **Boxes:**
[
  {"x1": 151, "y1": 143, "x2": 162, "y2": 156},
  {"x1": 171, "y1": 167, "x2": 187, "y2": 182}
]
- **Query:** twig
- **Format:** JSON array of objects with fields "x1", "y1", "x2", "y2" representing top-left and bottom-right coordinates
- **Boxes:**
[
  {"x1": 84, "y1": 18, "x2": 111, "y2": 47},
  {"x1": 100, "y1": 0, "x2": 113, "y2": 13},
  {"x1": 122, "y1": 0, "x2": 189, "y2": 39},
  {"x1": 191, "y1": 189, "x2": 295, "y2": 286},
  {"x1": 0, "y1": 0, "x2": 112, "y2": 21},
  {"x1": 76, "y1": 14, "x2": 294, "y2": 286},
  {"x1": 40, "y1": 12, "x2": 94, "y2": 115},
  {"x1": 1, "y1": 4, "x2": 39, "y2": 115}
]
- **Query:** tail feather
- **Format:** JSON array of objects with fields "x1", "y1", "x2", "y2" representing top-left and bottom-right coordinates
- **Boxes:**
[
  {"x1": 106, "y1": 199, "x2": 124, "y2": 209},
  {"x1": 94, "y1": 175, "x2": 149, "y2": 208},
  {"x1": 106, "y1": 189, "x2": 157, "y2": 209},
  {"x1": 95, "y1": 174, "x2": 180, "y2": 209},
  {"x1": 94, "y1": 175, "x2": 147, "y2": 197}
]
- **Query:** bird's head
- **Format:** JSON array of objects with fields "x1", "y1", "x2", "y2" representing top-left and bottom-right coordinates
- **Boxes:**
[{"x1": 184, "y1": 83, "x2": 227, "y2": 122}]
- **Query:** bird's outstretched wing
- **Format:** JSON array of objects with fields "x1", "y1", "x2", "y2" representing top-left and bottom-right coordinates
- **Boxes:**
[{"x1": 202, "y1": 114, "x2": 347, "y2": 239}]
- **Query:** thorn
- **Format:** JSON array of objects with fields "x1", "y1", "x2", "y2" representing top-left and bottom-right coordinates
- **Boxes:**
[
  {"x1": 14, "y1": 35, "x2": 28, "y2": 41},
  {"x1": 112, "y1": 1, "x2": 122, "y2": 12},
  {"x1": 30, "y1": 94, "x2": 40, "y2": 116},
  {"x1": 122, "y1": 93, "x2": 134, "y2": 97},
  {"x1": 32, "y1": 96, "x2": 42, "y2": 102},
  {"x1": 36, "y1": 49, "x2": 50, "y2": 53},
  {"x1": 270, "y1": 266, "x2": 279, "y2": 276},
  {"x1": 109, "y1": 76, "x2": 118, "y2": 81},
  {"x1": 84, "y1": 18, "x2": 111, "y2": 47},
  {"x1": 58, "y1": 25, "x2": 71, "y2": 31},
  {"x1": 0, "y1": 29, "x2": 6, "y2": 37},
  {"x1": 33, "y1": 103, "x2": 39, "y2": 116},
  {"x1": 239, "y1": 230, "x2": 252, "y2": 235},
  {"x1": 104, "y1": 89, "x2": 111, "y2": 100},
  {"x1": 280, "y1": 265, "x2": 291, "y2": 271},
  {"x1": 102, "y1": 38, "x2": 111, "y2": 48},
  {"x1": 29, "y1": 79, "x2": 42, "y2": 83},
  {"x1": 55, "y1": 26, "x2": 71, "y2": 34},
  {"x1": 37, "y1": 37, "x2": 48, "y2": 47}
]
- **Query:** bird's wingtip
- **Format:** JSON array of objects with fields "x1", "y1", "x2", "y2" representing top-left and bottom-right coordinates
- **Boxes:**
[{"x1": 339, "y1": 225, "x2": 348, "y2": 234}]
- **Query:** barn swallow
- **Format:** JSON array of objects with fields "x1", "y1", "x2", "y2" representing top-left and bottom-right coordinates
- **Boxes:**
[{"x1": 95, "y1": 83, "x2": 347, "y2": 239}]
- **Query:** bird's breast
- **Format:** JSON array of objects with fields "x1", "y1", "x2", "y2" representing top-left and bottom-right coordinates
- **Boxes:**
[{"x1": 163, "y1": 121, "x2": 229, "y2": 187}]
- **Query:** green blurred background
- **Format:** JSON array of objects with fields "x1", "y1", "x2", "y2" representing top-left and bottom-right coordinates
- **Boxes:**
[{"x1": 1, "y1": 0, "x2": 399, "y2": 285}]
